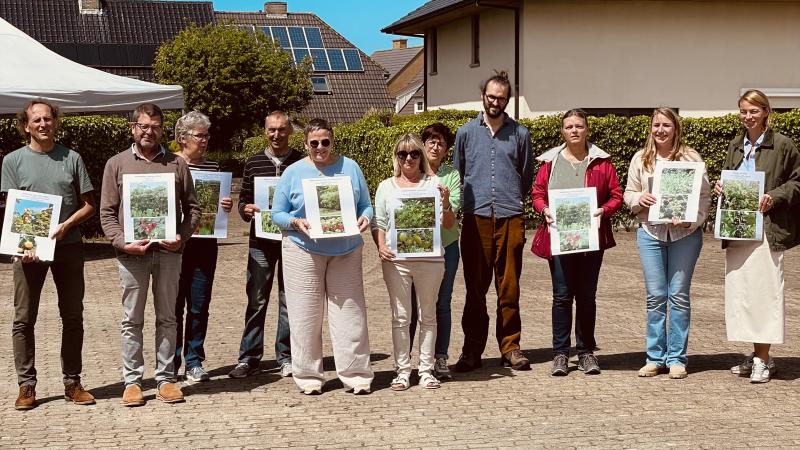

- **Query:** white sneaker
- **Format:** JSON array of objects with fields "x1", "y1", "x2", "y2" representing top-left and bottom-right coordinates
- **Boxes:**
[
  {"x1": 434, "y1": 357, "x2": 452, "y2": 380},
  {"x1": 750, "y1": 357, "x2": 772, "y2": 383},
  {"x1": 280, "y1": 362, "x2": 292, "y2": 377}
]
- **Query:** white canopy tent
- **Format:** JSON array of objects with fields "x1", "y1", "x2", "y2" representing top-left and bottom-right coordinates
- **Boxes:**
[{"x1": 0, "y1": 17, "x2": 184, "y2": 114}]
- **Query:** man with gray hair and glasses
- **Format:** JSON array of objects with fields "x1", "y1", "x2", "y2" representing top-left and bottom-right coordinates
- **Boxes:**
[{"x1": 100, "y1": 103, "x2": 201, "y2": 407}]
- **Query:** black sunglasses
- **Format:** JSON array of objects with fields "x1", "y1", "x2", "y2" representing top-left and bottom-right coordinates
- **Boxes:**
[
  {"x1": 309, "y1": 139, "x2": 331, "y2": 148},
  {"x1": 396, "y1": 150, "x2": 421, "y2": 160}
]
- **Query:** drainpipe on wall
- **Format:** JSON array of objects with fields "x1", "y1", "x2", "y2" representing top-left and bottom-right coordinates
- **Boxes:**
[{"x1": 476, "y1": 0, "x2": 520, "y2": 120}]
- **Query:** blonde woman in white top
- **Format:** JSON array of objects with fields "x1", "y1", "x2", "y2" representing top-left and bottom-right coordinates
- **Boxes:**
[
  {"x1": 371, "y1": 133, "x2": 455, "y2": 391},
  {"x1": 624, "y1": 108, "x2": 710, "y2": 379}
]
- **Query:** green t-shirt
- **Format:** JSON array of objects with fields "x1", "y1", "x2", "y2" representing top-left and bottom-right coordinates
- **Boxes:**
[
  {"x1": 437, "y1": 164, "x2": 461, "y2": 247},
  {"x1": 1, "y1": 144, "x2": 94, "y2": 246}
]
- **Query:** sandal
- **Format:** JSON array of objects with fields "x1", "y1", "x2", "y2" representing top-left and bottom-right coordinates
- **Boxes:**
[
  {"x1": 390, "y1": 373, "x2": 410, "y2": 391},
  {"x1": 419, "y1": 371, "x2": 441, "y2": 389}
]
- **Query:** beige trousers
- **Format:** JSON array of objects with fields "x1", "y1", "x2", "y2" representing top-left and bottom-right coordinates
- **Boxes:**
[
  {"x1": 381, "y1": 260, "x2": 445, "y2": 375},
  {"x1": 281, "y1": 239, "x2": 373, "y2": 391}
]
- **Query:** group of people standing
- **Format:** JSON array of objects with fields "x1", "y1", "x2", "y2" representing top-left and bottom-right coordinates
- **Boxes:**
[{"x1": 3, "y1": 69, "x2": 798, "y2": 410}]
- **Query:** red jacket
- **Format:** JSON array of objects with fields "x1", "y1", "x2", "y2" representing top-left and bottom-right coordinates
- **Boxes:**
[{"x1": 531, "y1": 143, "x2": 623, "y2": 258}]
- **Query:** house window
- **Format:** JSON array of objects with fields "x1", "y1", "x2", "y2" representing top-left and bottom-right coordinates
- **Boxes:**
[
  {"x1": 470, "y1": 15, "x2": 480, "y2": 67},
  {"x1": 311, "y1": 75, "x2": 331, "y2": 94},
  {"x1": 414, "y1": 101, "x2": 424, "y2": 113},
  {"x1": 428, "y1": 28, "x2": 437, "y2": 75}
]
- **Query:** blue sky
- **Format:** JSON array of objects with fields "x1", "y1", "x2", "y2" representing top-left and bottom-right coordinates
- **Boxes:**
[{"x1": 210, "y1": 0, "x2": 428, "y2": 54}]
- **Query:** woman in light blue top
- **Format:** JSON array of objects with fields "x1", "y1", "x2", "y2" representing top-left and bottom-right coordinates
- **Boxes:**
[{"x1": 271, "y1": 118, "x2": 374, "y2": 395}]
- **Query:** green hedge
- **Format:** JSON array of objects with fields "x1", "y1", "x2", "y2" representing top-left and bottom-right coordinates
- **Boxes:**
[{"x1": 4, "y1": 109, "x2": 800, "y2": 238}]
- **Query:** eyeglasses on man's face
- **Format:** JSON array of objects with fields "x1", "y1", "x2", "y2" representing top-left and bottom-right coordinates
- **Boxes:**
[
  {"x1": 133, "y1": 122, "x2": 163, "y2": 133},
  {"x1": 485, "y1": 94, "x2": 508, "y2": 104}
]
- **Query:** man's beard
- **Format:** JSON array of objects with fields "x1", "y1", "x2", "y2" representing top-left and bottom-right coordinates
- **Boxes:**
[{"x1": 484, "y1": 101, "x2": 506, "y2": 119}]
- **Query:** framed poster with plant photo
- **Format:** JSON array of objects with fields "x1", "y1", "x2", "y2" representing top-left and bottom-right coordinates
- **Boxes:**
[
  {"x1": 254, "y1": 176, "x2": 282, "y2": 240},
  {"x1": 191, "y1": 171, "x2": 232, "y2": 239},
  {"x1": 122, "y1": 173, "x2": 176, "y2": 243},
  {"x1": 548, "y1": 187, "x2": 599, "y2": 256},
  {"x1": 301, "y1": 176, "x2": 359, "y2": 239},
  {"x1": 0, "y1": 189, "x2": 62, "y2": 261},
  {"x1": 389, "y1": 188, "x2": 442, "y2": 260},
  {"x1": 648, "y1": 161, "x2": 705, "y2": 223},
  {"x1": 714, "y1": 170, "x2": 764, "y2": 241}
]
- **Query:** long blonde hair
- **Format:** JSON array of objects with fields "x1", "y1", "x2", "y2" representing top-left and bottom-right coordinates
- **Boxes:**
[
  {"x1": 391, "y1": 133, "x2": 429, "y2": 177},
  {"x1": 642, "y1": 107, "x2": 688, "y2": 172}
]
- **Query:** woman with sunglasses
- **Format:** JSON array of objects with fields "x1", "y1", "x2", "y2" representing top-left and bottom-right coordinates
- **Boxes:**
[
  {"x1": 719, "y1": 90, "x2": 800, "y2": 383},
  {"x1": 173, "y1": 111, "x2": 233, "y2": 382},
  {"x1": 371, "y1": 133, "x2": 455, "y2": 390},
  {"x1": 531, "y1": 109, "x2": 623, "y2": 376},
  {"x1": 271, "y1": 118, "x2": 374, "y2": 395}
]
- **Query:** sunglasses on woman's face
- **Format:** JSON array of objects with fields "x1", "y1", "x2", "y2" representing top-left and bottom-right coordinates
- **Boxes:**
[
  {"x1": 309, "y1": 139, "x2": 331, "y2": 148},
  {"x1": 396, "y1": 150, "x2": 421, "y2": 160}
]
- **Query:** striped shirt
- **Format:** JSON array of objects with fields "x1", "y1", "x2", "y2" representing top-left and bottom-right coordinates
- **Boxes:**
[
  {"x1": 187, "y1": 160, "x2": 220, "y2": 173},
  {"x1": 239, "y1": 149, "x2": 304, "y2": 246}
]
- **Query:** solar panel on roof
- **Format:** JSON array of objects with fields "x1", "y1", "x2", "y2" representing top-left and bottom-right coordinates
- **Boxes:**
[
  {"x1": 310, "y1": 49, "x2": 329, "y2": 71},
  {"x1": 304, "y1": 27, "x2": 324, "y2": 48},
  {"x1": 288, "y1": 27, "x2": 307, "y2": 48},
  {"x1": 326, "y1": 49, "x2": 346, "y2": 71},
  {"x1": 270, "y1": 26, "x2": 290, "y2": 48},
  {"x1": 261, "y1": 26, "x2": 271, "y2": 38},
  {"x1": 293, "y1": 49, "x2": 310, "y2": 65},
  {"x1": 343, "y1": 49, "x2": 363, "y2": 71}
]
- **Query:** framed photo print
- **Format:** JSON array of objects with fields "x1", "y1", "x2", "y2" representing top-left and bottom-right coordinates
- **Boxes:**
[
  {"x1": 191, "y1": 171, "x2": 232, "y2": 239},
  {"x1": 123, "y1": 173, "x2": 176, "y2": 243},
  {"x1": 301, "y1": 176, "x2": 360, "y2": 239},
  {"x1": 254, "y1": 176, "x2": 282, "y2": 240},
  {"x1": 0, "y1": 189, "x2": 62, "y2": 261},
  {"x1": 548, "y1": 187, "x2": 600, "y2": 256},
  {"x1": 388, "y1": 187, "x2": 442, "y2": 260},
  {"x1": 648, "y1": 160, "x2": 705, "y2": 223},
  {"x1": 714, "y1": 170, "x2": 764, "y2": 241}
]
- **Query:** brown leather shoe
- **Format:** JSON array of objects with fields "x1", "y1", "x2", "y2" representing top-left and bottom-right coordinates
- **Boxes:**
[
  {"x1": 156, "y1": 382, "x2": 185, "y2": 403},
  {"x1": 502, "y1": 349, "x2": 531, "y2": 371},
  {"x1": 122, "y1": 384, "x2": 146, "y2": 407},
  {"x1": 15, "y1": 385, "x2": 36, "y2": 410},
  {"x1": 65, "y1": 382, "x2": 96, "y2": 405}
]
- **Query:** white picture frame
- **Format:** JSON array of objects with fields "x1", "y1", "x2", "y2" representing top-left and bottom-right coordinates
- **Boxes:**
[
  {"x1": 123, "y1": 173, "x2": 176, "y2": 243},
  {"x1": 714, "y1": 170, "x2": 765, "y2": 241},
  {"x1": 549, "y1": 187, "x2": 600, "y2": 256},
  {"x1": 0, "y1": 189, "x2": 62, "y2": 261},
  {"x1": 648, "y1": 160, "x2": 705, "y2": 223},
  {"x1": 388, "y1": 187, "x2": 442, "y2": 260},
  {"x1": 301, "y1": 176, "x2": 360, "y2": 239},
  {"x1": 254, "y1": 176, "x2": 282, "y2": 240},
  {"x1": 191, "y1": 171, "x2": 232, "y2": 239}
]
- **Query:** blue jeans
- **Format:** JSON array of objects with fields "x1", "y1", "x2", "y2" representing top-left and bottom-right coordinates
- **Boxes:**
[
  {"x1": 409, "y1": 241, "x2": 460, "y2": 358},
  {"x1": 238, "y1": 239, "x2": 291, "y2": 366},
  {"x1": 637, "y1": 227, "x2": 702, "y2": 367},
  {"x1": 175, "y1": 239, "x2": 218, "y2": 372},
  {"x1": 549, "y1": 250, "x2": 604, "y2": 356}
]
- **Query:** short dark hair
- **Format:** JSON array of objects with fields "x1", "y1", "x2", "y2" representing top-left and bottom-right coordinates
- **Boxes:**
[
  {"x1": 420, "y1": 122, "x2": 455, "y2": 149},
  {"x1": 304, "y1": 117, "x2": 333, "y2": 140},
  {"x1": 16, "y1": 99, "x2": 60, "y2": 138},
  {"x1": 265, "y1": 110, "x2": 291, "y2": 127},
  {"x1": 132, "y1": 103, "x2": 164, "y2": 123},
  {"x1": 480, "y1": 69, "x2": 512, "y2": 97}
]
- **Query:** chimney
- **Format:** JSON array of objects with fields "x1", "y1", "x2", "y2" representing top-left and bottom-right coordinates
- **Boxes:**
[
  {"x1": 392, "y1": 39, "x2": 408, "y2": 49},
  {"x1": 264, "y1": 2, "x2": 288, "y2": 16},
  {"x1": 79, "y1": 0, "x2": 102, "y2": 13}
]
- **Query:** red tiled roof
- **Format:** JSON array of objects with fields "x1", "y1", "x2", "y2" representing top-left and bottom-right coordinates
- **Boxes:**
[{"x1": 371, "y1": 45, "x2": 422, "y2": 80}]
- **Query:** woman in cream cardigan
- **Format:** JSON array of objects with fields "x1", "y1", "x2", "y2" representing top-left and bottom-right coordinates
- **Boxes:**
[{"x1": 624, "y1": 107, "x2": 710, "y2": 379}]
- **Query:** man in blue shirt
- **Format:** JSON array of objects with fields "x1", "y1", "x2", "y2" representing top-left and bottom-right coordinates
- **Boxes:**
[{"x1": 453, "y1": 70, "x2": 533, "y2": 372}]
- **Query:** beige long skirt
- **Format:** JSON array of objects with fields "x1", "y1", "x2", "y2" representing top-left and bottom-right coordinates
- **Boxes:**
[{"x1": 725, "y1": 236, "x2": 785, "y2": 344}]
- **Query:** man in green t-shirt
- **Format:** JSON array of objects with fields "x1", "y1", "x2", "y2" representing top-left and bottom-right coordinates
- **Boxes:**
[{"x1": 0, "y1": 100, "x2": 96, "y2": 410}]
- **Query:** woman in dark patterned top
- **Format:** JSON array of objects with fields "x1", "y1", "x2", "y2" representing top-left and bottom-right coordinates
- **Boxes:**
[{"x1": 173, "y1": 111, "x2": 232, "y2": 382}]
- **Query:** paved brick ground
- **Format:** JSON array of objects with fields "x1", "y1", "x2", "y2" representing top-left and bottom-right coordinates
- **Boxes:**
[{"x1": 1, "y1": 208, "x2": 799, "y2": 448}]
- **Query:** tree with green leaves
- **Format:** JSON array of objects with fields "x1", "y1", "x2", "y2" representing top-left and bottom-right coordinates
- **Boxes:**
[{"x1": 154, "y1": 23, "x2": 313, "y2": 151}]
